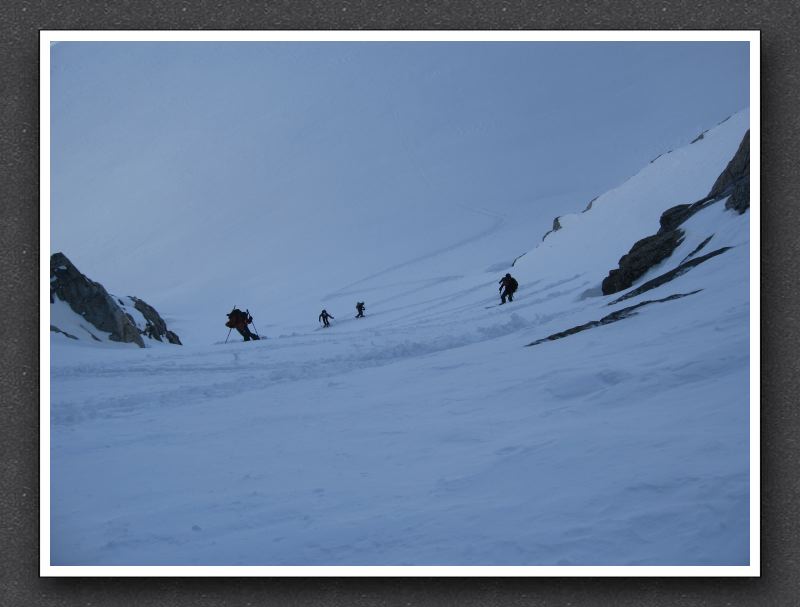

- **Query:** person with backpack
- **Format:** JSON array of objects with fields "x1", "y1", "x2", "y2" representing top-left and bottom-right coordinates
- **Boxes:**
[
  {"x1": 355, "y1": 302, "x2": 366, "y2": 318},
  {"x1": 498, "y1": 273, "x2": 519, "y2": 304},
  {"x1": 226, "y1": 307, "x2": 260, "y2": 341},
  {"x1": 319, "y1": 309, "x2": 334, "y2": 328}
]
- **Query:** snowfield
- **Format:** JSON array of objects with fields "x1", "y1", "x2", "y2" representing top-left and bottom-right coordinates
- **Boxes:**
[{"x1": 50, "y1": 110, "x2": 750, "y2": 567}]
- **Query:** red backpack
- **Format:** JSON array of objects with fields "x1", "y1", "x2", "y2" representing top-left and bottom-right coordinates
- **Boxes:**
[{"x1": 226, "y1": 309, "x2": 245, "y2": 328}]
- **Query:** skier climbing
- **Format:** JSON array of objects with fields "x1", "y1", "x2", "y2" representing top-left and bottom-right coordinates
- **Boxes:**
[
  {"x1": 355, "y1": 302, "x2": 366, "y2": 318},
  {"x1": 319, "y1": 309, "x2": 334, "y2": 328},
  {"x1": 498, "y1": 273, "x2": 519, "y2": 304},
  {"x1": 225, "y1": 307, "x2": 260, "y2": 341}
]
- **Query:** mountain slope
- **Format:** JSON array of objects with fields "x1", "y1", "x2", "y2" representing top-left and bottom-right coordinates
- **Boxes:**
[
  {"x1": 50, "y1": 110, "x2": 751, "y2": 567},
  {"x1": 50, "y1": 43, "x2": 750, "y2": 345}
]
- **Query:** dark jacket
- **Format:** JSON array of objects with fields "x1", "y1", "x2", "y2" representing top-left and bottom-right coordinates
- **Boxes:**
[{"x1": 499, "y1": 276, "x2": 518, "y2": 292}]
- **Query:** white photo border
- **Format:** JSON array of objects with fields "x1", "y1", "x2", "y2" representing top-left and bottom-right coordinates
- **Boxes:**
[{"x1": 40, "y1": 29, "x2": 760, "y2": 577}]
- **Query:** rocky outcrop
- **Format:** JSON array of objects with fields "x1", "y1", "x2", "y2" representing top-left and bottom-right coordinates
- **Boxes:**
[
  {"x1": 51, "y1": 253, "x2": 145, "y2": 347},
  {"x1": 726, "y1": 178, "x2": 750, "y2": 214},
  {"x1": 541, "y1": 216, "x2": 563, "y2": 242},
  {"x1": 708, "y1": 130, "x2": 749, "y2": 215},
  {"x1": 50, "y1": 325, "x2": 78, "y2": 340},
  {"x1": 690, "y1": 131, "x2": 706, "y2": 144},
  {"x1": 608, "y1": 247, "x2": 732, "y2": 305},
  {"x1": 601, "y1": 130, "x2": 750, "y2": 296},
  {"x1": 726, "y1": 178, "x2": 749, "y2": 214},
  {"x1": 709, "y1": 131, "x2": 749, "y2": 199},
  {"x1": 679, "y1": 235, "x2": 714, "y2": 265},
  {"x1": 130, "y1": 297, "x2": 182, "y2": 345},
  {"x1": 658, "y1": 203, "x2": 695, "y2": 232},
  {"x1": 511, "y1": 251, "x2": 526, "y2": 267},
  {"x1": 50, "y1": 252, "x2": 181, "y2": 347},
  {"x1": 601, "y1": 230, "x2": 685, "y2": 295},
  {"x1": 582, "y1": 196, "x2": 598, "y2": 213},
  {"x1": 526, "y1": 290, "x2": 702, "y2": 347}
]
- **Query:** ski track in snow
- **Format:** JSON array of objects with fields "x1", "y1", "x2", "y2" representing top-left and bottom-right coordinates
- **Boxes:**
[{"x1": 324, "y1": 205, "x2": 506, "y2": 300}]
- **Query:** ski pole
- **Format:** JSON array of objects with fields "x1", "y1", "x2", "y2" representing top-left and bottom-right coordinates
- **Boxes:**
[
  {"x1": 225, "y1": 304, "x2": 235, "y2": 343},
  {"x1": 248, "y1": 309, "x2": 261, "y2": 338}
]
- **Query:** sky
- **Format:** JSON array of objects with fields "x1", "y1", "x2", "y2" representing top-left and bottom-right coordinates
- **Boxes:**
[{"x1": 49, "y1": 40, "x2": 749, "y2": 338}]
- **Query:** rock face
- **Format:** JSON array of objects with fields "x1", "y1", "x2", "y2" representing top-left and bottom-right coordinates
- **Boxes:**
[
  {"x1": 658, "y1": 203, "x2": 695, "y2": 233},
  {"x1": 709, "y1": 130, "x2": 750, "y2": 199},
  {"x1": 130, "y1": 297, "x2": 182, "y2": 345},
  {"x1": 690, "y1": 130, "x2": 707, "y2": 144},
  {"x1": 51, "y1": 253, "x2": 145, "y2": 347},
  {"x1": 601, "y1": 130, "x2": 750, "y2": 296},
  {"x1": 708, "y1": 130, "x2": 750, "y2": 215},
  {"x1": 608, "y1": 246, "x2": 732, "y2": 305},
  {"x1": 601, "y1": 230, "x2": 684, "y2": 295},
  {"x1": 526, "y1": 290, "x2": 702, "y2": 347},
  {"x1": 726, "y1": 178, "x2": 750, "y2": 214},
  {"x1": 50, "y1": 252, "x2": 181, "y2": 347},
  {"x1": 50, "y1": 325, "x2": 79, "y2": 340},
  {"x1": 541, "y1": 216, "x2": 563, "y2": 242}
]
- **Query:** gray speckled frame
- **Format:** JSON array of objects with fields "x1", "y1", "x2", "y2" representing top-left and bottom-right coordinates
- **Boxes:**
[{"x1": 2, "y1": 2, "x2": 794, "y2": 605}]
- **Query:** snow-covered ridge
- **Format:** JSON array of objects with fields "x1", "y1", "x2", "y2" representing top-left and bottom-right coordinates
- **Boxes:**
[{"x1": 513, "y1": 109, "x2": 749, "y2": 292}]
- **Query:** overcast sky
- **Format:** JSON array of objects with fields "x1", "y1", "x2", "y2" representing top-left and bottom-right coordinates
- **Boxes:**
[{"x1": 49, "y1": 41, "x2": 749, "y2": 310}]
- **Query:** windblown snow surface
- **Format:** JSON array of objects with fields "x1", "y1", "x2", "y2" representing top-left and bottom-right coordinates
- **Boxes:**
[{"x1": 50, "y1": 111, "x2": 750, "y2": 566}]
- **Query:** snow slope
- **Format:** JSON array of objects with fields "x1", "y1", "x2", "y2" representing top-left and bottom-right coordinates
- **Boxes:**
[
  {"x1": 51, "y1": 293, "x2": 179, "y2": 348},
  {"x1": 50, "y1": 110, "x2": 750, "y2": 566},
  {"x1": 50, "y1": 42, "x2": 750, "y2": 345}
]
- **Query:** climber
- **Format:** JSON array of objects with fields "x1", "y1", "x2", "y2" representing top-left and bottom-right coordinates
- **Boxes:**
[
  {"x1": 319, "y1": 309, "x2": 334, "y2": 328},
  {"x1": 498, "y1": 273, "x2": 519, "y2": 304},
  {"x1": 355, "y1": 302, "x2": 366, "y2": 318},
  {"x1": 225, "y1": 307, "x2": 260, "y2": 341}
]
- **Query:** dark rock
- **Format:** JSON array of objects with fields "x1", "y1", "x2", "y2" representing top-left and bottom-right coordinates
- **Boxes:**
[
  {"x1": 541, "y1": 216, "x2": 563, "y2": 242},
  {"x1": 131, "y1": 297, "x2": 182, "y2": 345},
  {"x1": 659, "y1": 204, "x2": 693, "y2": 232},
  {"x1": 50, "y1": 253, "x2": 145, "y2": 347},
  {"x1": 601, "y1": 130, "x2": 750, "y2": 296},
  {"x1": 609, "y1": 246, "x2": 732, "y2": 305},
  {"x1": 709, "y1": 130, "x2": 750, "y2": 201},
  {"x1": 713, "y1": 130, "x2": 749, "y2": 214},
  {"x1": 659, "y1": 193, "x2": 724, "y2": 234},
  {"x1": 526, "y1": 290, "x2": 702, "y2": 347},
  {"x1": 582, "y1": 197, "x2": 598, "y2": 213},
  {"x1": 691, "y1": 131, "x2": 706, "y2": 144},
  {"x1": 679, "y1": 235, "x2": 714, "y2": 265},
  {"x1": 50, "y1": 252, "x2": 181, "y2": 347},
  {"x1": 726, "y1": 174, "x2": 750, "y2": 214},
  {"x1": 50, "y1": 325, "x2": 78, "y2": 340},
  {"x1": 601, "y1": 230, "x2": 684, "y2": 295},
  {"x1": 511, "y1": 251, "x2": 527, "y2": 267},
  {"x1": 84, "y1": 329, "x2": 102, "y2": 342}
]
